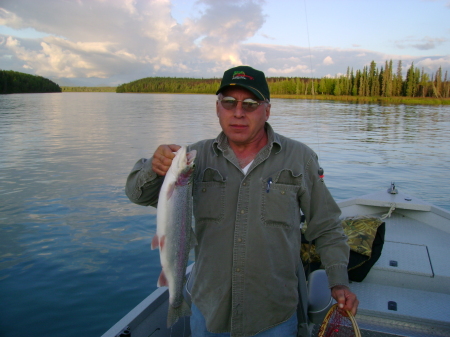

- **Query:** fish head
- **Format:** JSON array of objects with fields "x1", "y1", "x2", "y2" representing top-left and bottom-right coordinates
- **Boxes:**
[{"x1": 168, "y1": 147, "x2": 197, "y2": 185}]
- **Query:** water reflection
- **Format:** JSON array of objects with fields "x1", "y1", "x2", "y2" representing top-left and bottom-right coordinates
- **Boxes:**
[{"x1": 0, "y1": 93, "x2": 449, "y2": 337}]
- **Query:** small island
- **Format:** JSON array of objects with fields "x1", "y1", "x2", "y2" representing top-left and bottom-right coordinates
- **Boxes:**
[{"x1": 0, "y1": 70, "x2": 61, "y2": 94}]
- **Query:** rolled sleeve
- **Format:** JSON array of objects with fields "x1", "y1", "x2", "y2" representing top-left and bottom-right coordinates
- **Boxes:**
[{"x1": 125, "y1": 157, "x2": 164, "y2": 207}]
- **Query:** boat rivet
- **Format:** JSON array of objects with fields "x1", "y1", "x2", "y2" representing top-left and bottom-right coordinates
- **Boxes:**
[{"x1": 388, "y1": 301, "x2": 397, "y2": 311}]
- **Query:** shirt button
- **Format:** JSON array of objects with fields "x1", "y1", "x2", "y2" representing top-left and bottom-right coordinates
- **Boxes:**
[
  {"x1": 237, "y1": 238, "x2": 242, "y2": 242},
  {"x1": 236, "y1": 268, "x2": 241, "y2": 272},
  {"x1": 242, "y1": 182, "x2": 246, "y2": 186},
  {"x1": 280, "y1": 191, "x2": 285, "y2": 195},
  {"x1": 202, "y1": 188, "x2": 206, "y2": 192},
  {"x1": 240, "y1": 209, "x2": 245, "y2": 214}
]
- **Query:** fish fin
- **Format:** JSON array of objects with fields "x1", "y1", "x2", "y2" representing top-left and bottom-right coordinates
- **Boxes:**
[
  {"x1": 157, "y1": 270, "x2": 168, "y2": 287},
  {"x1": 189, "y1": 228, "x2": 198, "y2": 249},
  {"x1": 186, "y1": 150, "x2": 197, "y2": 164},
  {"x1": 151, "y1": 234, "x2": 159, "y2": 250},
  {"x1": 166, "y1": 182, "x2": 175, "y2": 200},
  {"x1": 167, "y1": 298, "x2": 192, "y2": 328}
]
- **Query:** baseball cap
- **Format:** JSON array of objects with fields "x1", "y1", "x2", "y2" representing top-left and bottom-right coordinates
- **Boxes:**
[{"x1": 216, "y1": 66, "x2": 270, "y2": 101}]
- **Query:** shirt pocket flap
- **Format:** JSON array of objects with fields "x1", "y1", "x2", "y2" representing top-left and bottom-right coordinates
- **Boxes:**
[
  {"x1": 273, "y1": 169, "x2": 302, "y2": 186},
  {"x1": 194, "y1": 168, "x2": 226, "y2": 223},
  {"x1": 262, "y1": 169, "x2": 302, "y2": 228}
]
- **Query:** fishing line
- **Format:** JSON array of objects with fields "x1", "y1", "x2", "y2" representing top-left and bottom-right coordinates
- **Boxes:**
[
  {"x1": 303, "y1": 0, "x2": 325, "y2": 183},
  {"x1": 303, "y1": 0, "x2": 321, "y2": 159}
]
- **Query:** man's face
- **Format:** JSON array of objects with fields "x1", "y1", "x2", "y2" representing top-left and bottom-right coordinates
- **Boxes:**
[{"x1": 216, "y1": 86, "x2": 271, "y2": 147}]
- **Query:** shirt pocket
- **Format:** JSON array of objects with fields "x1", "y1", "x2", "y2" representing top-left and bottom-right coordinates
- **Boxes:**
[
  {"x1": 193, "y1": 168, "x2": 226, "y2": 224},
  {"x1": 261, "y1": 169, "x2": 302, "y2": 229}
]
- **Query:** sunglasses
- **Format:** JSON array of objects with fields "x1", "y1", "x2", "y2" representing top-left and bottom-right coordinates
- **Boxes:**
[{"x1": 218, "y1": 97, "x2": 265, "y2": 112}]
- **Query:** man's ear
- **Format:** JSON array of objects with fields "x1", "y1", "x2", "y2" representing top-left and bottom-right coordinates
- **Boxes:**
[{"x1": 265, "y1": 103, "x2": 271, "y2": 120}]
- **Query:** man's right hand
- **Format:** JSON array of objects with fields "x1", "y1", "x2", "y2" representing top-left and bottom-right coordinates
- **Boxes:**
[{"x1": 151, "y1": 144, "x2": 181, "y2": 176}]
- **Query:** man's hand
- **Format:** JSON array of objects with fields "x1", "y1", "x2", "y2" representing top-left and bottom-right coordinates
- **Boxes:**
[
  {"x1": 152, "y1": 144, "x2": 181, "y2": 176},
  {"x1": 331, "y1": 285, "x2": 359, "y2": 316}
]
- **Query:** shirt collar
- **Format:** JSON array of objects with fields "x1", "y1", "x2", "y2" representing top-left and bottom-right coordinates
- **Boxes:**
[{"x1": 212, "y1": 122, "x2": 282, "y2": 156}]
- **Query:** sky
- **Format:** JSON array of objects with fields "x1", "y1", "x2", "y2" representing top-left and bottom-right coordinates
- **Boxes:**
[{"x1": 1, "y1": 0, "x2": 449, "y2": 87}]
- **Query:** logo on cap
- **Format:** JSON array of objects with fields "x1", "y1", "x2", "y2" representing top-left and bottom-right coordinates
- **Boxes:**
[{"x1": 232, "y1": 71, "x2": 254, "y2": 80}]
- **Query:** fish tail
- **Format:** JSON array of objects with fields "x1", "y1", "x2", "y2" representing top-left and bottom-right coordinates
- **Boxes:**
[{"x1": 167, "y1": 299, "x2": 192, "y2": 328}]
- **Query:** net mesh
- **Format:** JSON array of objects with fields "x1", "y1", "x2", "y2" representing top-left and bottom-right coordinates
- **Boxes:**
[{"x1": 317, "y1": 304, "x2": 361, "y2": 337}]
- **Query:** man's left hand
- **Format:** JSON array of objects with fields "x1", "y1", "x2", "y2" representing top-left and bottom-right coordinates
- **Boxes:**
[{"x1": 331, "y1": 285, "x2": 359, "y2": 316}]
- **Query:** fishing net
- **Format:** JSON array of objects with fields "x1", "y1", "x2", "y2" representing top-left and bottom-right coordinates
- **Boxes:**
[{"x1": 317, "y1": 304, "x2": 361, "y2": 337}]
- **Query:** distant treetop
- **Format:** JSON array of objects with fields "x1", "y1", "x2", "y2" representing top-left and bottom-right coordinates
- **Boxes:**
[{"x1": 0, "y1": 70, "x2": 61, "y2": 94}]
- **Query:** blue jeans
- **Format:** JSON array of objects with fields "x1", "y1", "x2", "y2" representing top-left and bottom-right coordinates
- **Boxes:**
[{"x1": 190, "y1": 303, "x2": 298, "y2": 337}]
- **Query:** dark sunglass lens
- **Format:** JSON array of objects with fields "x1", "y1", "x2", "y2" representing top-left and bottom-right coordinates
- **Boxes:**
[
  {"x1": 242, "y1": 101, "x2": 259, "y2": 111},
  {"x1": 221, "y1": 99, "x2": 237, "y2": 110}
]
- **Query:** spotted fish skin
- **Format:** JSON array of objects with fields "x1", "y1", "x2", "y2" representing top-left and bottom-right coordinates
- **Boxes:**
[{"x1": 151, "y1": 146, "x2": 197, "y2": 328}]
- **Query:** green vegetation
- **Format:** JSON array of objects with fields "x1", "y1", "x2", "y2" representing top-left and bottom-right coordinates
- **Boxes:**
[
  {"x1": 0, "y1": 70, "x2": 61, "y2": 94},
  {"x1": 62, "y1": 86, "x2": 116, "y2": 92},
  {"x1": 116, "y1": 60, "x2": 449, "y2": 104},
  {"x1": 116, "y1": 77, "x2": 220, "y2": 94}
]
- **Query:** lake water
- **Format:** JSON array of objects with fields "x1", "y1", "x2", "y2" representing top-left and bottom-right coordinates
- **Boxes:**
[{"x1": 0, "y1": 93, "x2": 449, "y2": 337}]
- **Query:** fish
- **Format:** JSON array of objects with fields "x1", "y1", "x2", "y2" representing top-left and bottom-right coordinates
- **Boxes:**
[{"x1": 151, "y1": 146, "x2": 197, "y2": 327}]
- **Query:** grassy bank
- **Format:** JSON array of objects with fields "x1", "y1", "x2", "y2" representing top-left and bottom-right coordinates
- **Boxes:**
[
  {"x1": 272, "y1": 94, "x2": 450, "y2": 105},
  {"x1": 62, "y1": 86, "x2": 449, "y2": 105}
]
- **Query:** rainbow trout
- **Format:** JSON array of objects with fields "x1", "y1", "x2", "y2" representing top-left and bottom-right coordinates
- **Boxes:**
[{"x1": 151, "y1": 146, "x2": 197, "y2": 327}]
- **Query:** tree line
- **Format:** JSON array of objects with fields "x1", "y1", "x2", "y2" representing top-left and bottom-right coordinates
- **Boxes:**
[
  {"x1": 0, "y1": 70, "x2": 61, "y2": 94},
  {"x1": 117, "y1": 60, "x2": 449, "y2": 99},
  {"x1": 61, "y1": 86, "x2": 116, "y2": 92},
  {"x1": 116, "y1": 77, "x2": 220, "y2": 94}
]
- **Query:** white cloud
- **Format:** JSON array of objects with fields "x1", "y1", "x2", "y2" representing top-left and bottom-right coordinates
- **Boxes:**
[
  {"x1": 0, "y1": 0, "x2": 266, "y2": 80},
  {"x1": 416, "y1": 56, "x2": 450, "y2": 72},
  {"x1": 267, "y1": 64, "x2": 309, "y2": 75},
  {"x1": 323, "y1": 56, "x2": 334, "y2": 65}
]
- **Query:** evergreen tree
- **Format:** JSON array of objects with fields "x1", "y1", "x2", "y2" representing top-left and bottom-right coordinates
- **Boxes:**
[{"x1": 393, "y1": 60, "x2": 403, "y2": 96}]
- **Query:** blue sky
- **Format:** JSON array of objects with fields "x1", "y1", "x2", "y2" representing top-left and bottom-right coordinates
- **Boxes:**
[{"x1": 1, "y1": 0, "x2": 449, "y2": 86}]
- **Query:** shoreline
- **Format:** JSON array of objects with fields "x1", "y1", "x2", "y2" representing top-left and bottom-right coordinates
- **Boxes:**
[
  {"x1": 271, "y1": 94, "x2": 450, "y2": 105},
  {"x1": 60, "y1": 88, "x2": 450, "y2": 105}
]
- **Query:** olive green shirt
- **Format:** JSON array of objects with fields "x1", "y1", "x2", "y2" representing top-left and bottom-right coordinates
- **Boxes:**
[{"x1": 125, "y1": 123, "x2": 349, "y2": 337}]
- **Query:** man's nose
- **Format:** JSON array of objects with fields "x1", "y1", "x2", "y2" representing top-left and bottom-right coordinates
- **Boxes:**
[{"x1": 234, "y1": 102, "x2": 245, "y2": 117}]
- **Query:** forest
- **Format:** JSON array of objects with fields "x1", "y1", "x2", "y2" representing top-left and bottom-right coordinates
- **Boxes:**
[
  {"x1": 61, "y1": 86, "x2": 116, "y2": 92},
  {"x1": 116, "y1": 60, "x2": 449, "y2": 102},
  {"x1": 0, "y1": 70, "x2": 61, "y2": 94}
]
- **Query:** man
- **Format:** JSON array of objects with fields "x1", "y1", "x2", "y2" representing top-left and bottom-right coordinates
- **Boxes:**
[{"x1": 125, "y1": 66, "x2": 359, "y2": 337}]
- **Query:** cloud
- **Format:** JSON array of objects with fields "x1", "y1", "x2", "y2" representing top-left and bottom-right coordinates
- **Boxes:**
[
  {"x1": 0, "y1": 0, "x2": 266, "y2": 81},
  {"x1": 395, "y1": 36, "x2": 447, "y2": 51},
  {"x1": 323, "y1": 56, "x2": 334, "y2": 65},
  {"x1": 416, "y1": 56, "x2": 450, "y2": 72},
  {"x1": 1, "y1": 0, "x2": 449, "y2": 85},
  {"x1": 260, "y1": 33, "x2": 275, "y2": 40},
  {"x1": 267, "y1": 64, "x2": 309, "y2": 75}
]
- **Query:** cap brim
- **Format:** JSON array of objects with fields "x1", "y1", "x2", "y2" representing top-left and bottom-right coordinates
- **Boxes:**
[{"x1": 216, "y1": 83, "x2": 266, "y2": 101}]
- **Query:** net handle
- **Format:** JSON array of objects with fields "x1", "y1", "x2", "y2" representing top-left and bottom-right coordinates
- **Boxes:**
[
  {"x1": 317, "y1": 303, "x2": 361, "y2": 337},
  {"x1": 346, "y1": 309, "x2": 361, "y2": 337}
]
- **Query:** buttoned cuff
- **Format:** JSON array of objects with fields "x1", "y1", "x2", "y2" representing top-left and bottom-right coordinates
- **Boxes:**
[{"x1": 325, "y1": 263, "x2": 349, "y2": 288}]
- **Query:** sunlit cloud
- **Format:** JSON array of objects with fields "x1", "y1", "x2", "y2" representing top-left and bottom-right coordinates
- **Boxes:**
[{"x1": 323, "y1": 56, "x2": 334, "y2": 65}]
